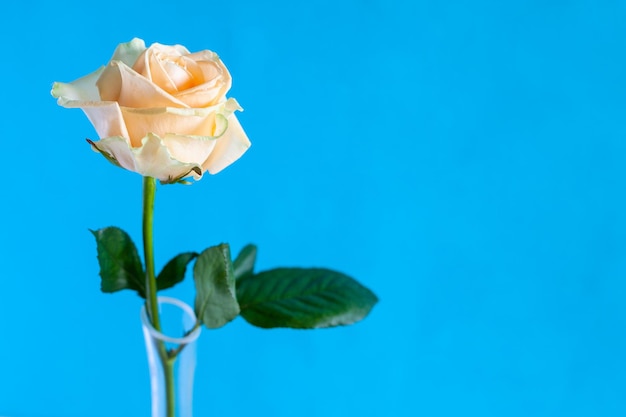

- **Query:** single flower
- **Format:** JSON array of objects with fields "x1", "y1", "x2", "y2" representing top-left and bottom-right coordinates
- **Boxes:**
[{"x1": 52, "y1": 38, "x2": 250, "y2": 183}]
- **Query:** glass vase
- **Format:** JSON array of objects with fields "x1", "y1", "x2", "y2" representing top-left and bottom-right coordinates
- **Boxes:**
[{"x1": 141, "y1": 296, "x2": 202, "y2": 417}]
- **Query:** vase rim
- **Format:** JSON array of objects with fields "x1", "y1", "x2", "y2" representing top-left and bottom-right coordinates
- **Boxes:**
[{"x1": 140, "y1": 296, "x2": 202, "y2": 344}]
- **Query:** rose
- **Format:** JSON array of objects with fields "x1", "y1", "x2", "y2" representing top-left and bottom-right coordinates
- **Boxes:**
[{"x1": 51, "y1": 38, "x2": 250, "y2": 183}]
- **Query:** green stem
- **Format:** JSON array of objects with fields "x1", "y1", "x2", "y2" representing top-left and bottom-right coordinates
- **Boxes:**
[
  {"x1": 143, "y1": 176, "x2": 161, "y2": 329},
  {"x1": 164, "y1": 358, "x2": 176, "y2": 416},
  {"x1": 142, "y1": 176, "x2": 176, "y2": 417}
]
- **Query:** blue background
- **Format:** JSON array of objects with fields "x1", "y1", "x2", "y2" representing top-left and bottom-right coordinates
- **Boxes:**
[{"x1": 2, "y1": 0, "x2": 626, "y2": 416}]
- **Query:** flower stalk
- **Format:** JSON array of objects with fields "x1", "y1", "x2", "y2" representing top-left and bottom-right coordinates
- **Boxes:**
[
  {"x1": 143, "y1": 176, "x2": 160, "y2": 329},
  {"x1": 142, "y1": 176, "x2": 176, "y2": 417}
]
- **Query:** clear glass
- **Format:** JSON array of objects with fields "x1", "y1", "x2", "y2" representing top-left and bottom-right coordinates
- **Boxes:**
[{"x1": 141, "y1": 296, "x2": 201, "y2": 417}]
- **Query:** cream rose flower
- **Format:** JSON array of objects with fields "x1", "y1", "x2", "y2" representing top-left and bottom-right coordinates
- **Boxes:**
[{"x1": 51, "y1": 38, "x2": 250, "y2": 183}]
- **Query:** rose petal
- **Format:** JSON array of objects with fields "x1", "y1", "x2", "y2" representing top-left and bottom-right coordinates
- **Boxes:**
[
  {"x1": 134, "y1": 133, "x2": 202, "y2": 181},
  {"x1": 121, "y1": 103, "x2": 229, "y2": 145},
  {"x1": 161, "y1": 133, "x2": 218, "y2": 167},
  {"x1": 133, "y1": 43, "x2": 190, "y2": 80},
  {"x1": 132, "y1": 48, "x2": 149, "y2": 78},
  {"x1": 146, "y1": 51, "x2": 178, "y2": 93},
  {"x1": 196, "y1": 59, "x2": 224, "y2": 81},
  {"x1": 171, "y1": 43, "x2": 191, "y2": 56},
  {"x1": 150, "y1": 54, "x2": 196, "y2": 93},
  {"x1": 155, "y1": 43, "x2": 190, "y2": 57},
  {"x1": 51, "y1": 66, "x2": 105, "y2": 104},
  {"x1": 93, "y1": 134, "x2": 202, "y2": 182},
  {"x1": 202, "y1": 111, "x2": 250, "y2": 174},
  {"x1": 109, "y1": 38, "x2": 146, "y2": 68},
  {"x1": 182, "y1": 56, "x2": 204, "y2": 82},
  {"x1": 80, "y1": 102, "x2": 130, "y2": 139},
  {"x1": 187, "y1": 50, "x2": 221, "y2": 65},
  {"x1": 95, "y1": 63, "x2": 122, "y2": 101},
  {"x1": 198, "y1": 56, "x2": 231, "y2": 89},
  {"x1": 53, "y1": 81, "x2": 129, "y2": 141},
  {"x1": 163, "y1": 59, "x2": 195, "y2": 91},
  {"x1": 98, "y1": 61, "x2": 188, "y2": 108},
  {"x1": 88, "y1": 135, "x2": 137, "y2": 171},
  {"x1": 174, "y1": 77, "x2": 227, "y2": 107}
]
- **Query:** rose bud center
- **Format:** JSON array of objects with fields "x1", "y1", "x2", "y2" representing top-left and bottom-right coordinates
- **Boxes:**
[{"x1": 161, "y1": 55, "x2": 196, "y2": 92}]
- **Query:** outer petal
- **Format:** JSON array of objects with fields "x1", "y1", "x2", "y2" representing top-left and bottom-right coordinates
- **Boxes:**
[
  {"x1": 51, "y1": 66, "x2": 105, "y2": 104},
  {"x1": 161, "y1": 133, "x2": 218, "y2": 168},
  {"x1": 97, "y1": 61, "x2": 187, "y2": 108},
  {"x1": 91, "y1": 134, "x2": 202, "y2": 182},
  {"x1": 134, "y1": 134, "x2": 202, "y2": 181},
  {"x1": 202, "y1": 111, "x2": 251, "y2": 174},
  {"x1": 87, "y1": 135, "x2": 137, "y2": 171},
  {"x1": 120, "y1": 101, "x2": 231, "y2": 145},
  {"x1": 80, "y1": 102, "x2": 130, "y2": 139},
  {"x1": 52, "y1": 70, "x2": 130, "y2": 140},
  {"x1": 109, "y1": 38, "x2": 146, "y2": 68}
]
